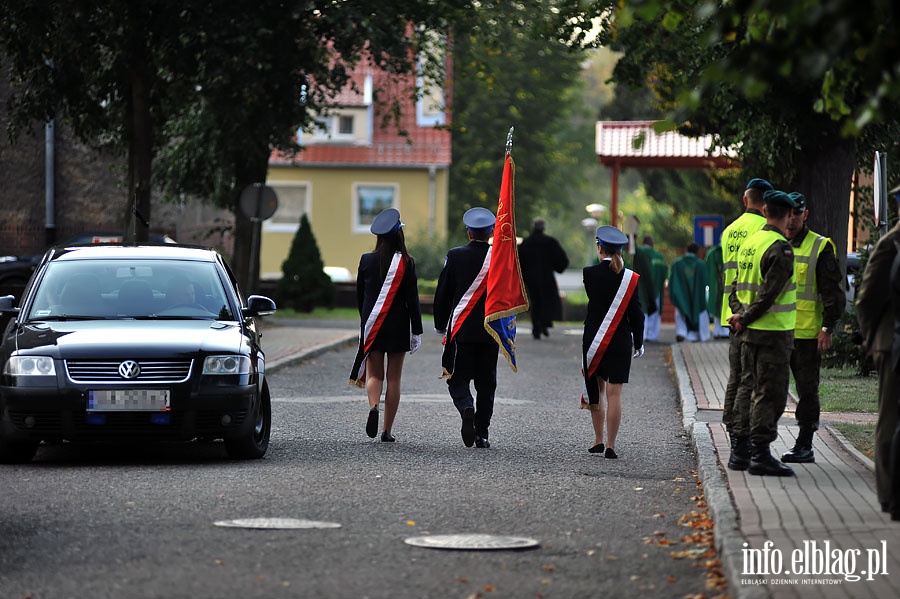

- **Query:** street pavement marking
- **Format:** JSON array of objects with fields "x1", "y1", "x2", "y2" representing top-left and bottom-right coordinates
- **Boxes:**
[{"x1": 272, "y1": 394, "x2": 533, "y2": 405}]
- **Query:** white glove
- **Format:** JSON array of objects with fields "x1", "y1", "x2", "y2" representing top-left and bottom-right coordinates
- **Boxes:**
[
  {"x1": 409, "y1": 334, "x2": 422, "y2": 354},
  {"x1": 633, "y1": 346, "x2": 644, "y2": 358},
  {"x1": 434, "y1": 328, "x2": 446, "y2": 335}
]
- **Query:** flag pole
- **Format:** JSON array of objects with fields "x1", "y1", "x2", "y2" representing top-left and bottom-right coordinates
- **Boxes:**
[{"x1": 506, "y1": 126, "x2": 514, "y2": 156}]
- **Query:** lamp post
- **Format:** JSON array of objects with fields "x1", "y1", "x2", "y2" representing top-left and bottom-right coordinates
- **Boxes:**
[{"x1": 583, "y1": 203, "x2": 607, "y2": 266}]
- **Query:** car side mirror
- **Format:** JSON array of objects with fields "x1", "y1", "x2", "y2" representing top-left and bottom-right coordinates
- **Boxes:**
[
  {"x1": 0, "y1": 294, "x2": 19, "y2": 313},
  {"x1": 242, "y1": 295, "x2": 276, "y2": 318}
]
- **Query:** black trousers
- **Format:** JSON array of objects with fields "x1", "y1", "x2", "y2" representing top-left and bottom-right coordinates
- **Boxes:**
[
  {"x1": 789, "y1": 337, "x2": 821, "y2": 429},
  {"x1": 447, "y1": 341, "x2": 499, "y2": 438}
]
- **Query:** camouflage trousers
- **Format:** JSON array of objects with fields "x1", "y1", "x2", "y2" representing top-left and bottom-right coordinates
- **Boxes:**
[
  {"x1": 732, "y1": 331, "x2": 793, "y2": 445},
  {"x1": 789, "y1": 337, "x2": 821, "y2": 430},
  {"x1": 721, "y1": 329, "x2": 743, "y2": 433}
]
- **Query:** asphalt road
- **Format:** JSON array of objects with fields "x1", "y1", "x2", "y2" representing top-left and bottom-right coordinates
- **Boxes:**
[{"x1": 0, "y1": 325, "x2": 719, "y2": 599}]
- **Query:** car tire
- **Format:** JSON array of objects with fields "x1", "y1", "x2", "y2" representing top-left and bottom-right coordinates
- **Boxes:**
[
  {"x1": 0, "y1": 439, "x2": 40, "y2": 464},
  {"x1": 224, "y1": 384, "x2": 271, "y2": 460}
]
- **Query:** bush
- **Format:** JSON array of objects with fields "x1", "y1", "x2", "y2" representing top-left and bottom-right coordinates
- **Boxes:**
[
  {"x1": 406, "y1": 230, "x2": 450, "y2": 281},
  {"x1": 278, "y1": 214, "x2": 335, "y2": 312},
  {"x1": 822, "y1": 306, "x2": 873, "y2": 375}
]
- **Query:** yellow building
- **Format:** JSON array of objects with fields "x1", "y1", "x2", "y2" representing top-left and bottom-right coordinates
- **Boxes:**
[{"x1": 261, "y1": 63, "x2": 451, "y2": 282}]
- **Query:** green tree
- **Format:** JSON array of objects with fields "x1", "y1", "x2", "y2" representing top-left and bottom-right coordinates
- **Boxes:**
[
  {"x1": 278, "y1": 213, "x2": 334, "y2": 313},
  {"x1": 0, "y1": 0, "x2": 469, "y2": 290},
  {"x1": 550, "y1": 0, "x2": 900, "y2": 267},
  {"x1": 448, "y1": 0, "x2": 587, "y2": 240}
]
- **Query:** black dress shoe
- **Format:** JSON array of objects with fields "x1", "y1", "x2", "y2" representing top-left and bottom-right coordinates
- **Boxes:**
[
  {"x1": 461, "y1": 407, "x2": 475, "y2": 447},
  {"x1": 475, "y1": 436, "x2": 490, "y2": 448},
  {"x1": 380, "y1": 431, "x2": 395, "y2": 442},
  {"x1": 604, "y1": 447, "x2": 618, "y2": 459},
  {"x1": 589, "y1": 443, "x2": 605, "y2": 454},
  {"x1": 366, "y1": 407, "x2": 379, "y2": 438}
]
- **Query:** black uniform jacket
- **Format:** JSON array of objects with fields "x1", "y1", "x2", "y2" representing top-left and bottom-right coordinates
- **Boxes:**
[
  {"x1": 582, "y1": 260, "x2": 644, "y2": 366},
  {"x1": 433, "y1": 241, "x2": 493, "y2": 344},
  {"x1": 518, "y1": 231, "x2": 569, "y2": 321},
  {"x1": 356, "y1": 251, "x2": 423, "y2": 352}
]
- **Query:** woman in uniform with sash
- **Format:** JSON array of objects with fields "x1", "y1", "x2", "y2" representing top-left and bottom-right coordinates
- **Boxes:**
[
  {"x1": 582, "y1": 225, "x2": 645, "y2": 458},
  {"x1": 349, "y1": 208, "x2": 423, "y2": 442}
]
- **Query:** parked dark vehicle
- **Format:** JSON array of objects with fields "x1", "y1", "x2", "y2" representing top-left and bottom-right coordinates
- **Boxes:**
[
  {"x1": 0, "y1": 232, "x2": 175, "y2": 300},
  {"x1": 0, "y1": 243, "x2": 276, "y2": 463},
  {"x1": 0, "y1": 254, "x2": 40, "y2": 299}
]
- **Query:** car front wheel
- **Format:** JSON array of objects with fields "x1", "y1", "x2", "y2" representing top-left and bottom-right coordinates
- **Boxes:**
[
  {"x1": 224, "y1": 384, "x2": 271, "y2": 459},
  {"x1": 0, "y1": 438, "x2": 40, "y2": 464}
]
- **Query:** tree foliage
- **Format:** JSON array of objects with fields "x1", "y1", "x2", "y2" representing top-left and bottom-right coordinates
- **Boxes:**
[
  {"x1": 0, "y1": 0, "x2": 469, "y2": 290},
  {"x1": 448, "y1": 0, "x2": 588, "y2": 238},
  {"x1": 550, "y1": 0, "x2": 900, "y2": 264}
]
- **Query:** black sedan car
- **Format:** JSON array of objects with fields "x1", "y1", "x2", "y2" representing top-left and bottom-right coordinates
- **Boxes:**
[{"x1": 0, "y1": 244, "x2": 276, "y2": 463}]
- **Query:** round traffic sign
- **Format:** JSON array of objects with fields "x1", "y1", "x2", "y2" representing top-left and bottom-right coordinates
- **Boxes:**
[{"x1": 239, "y1": 183, "x2": 278, "y2": 220}]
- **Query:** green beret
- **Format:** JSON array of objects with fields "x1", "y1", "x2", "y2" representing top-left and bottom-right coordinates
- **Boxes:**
[
  {"x1": 787, "y1": 192, "x2": 806, "y2": 209},
  {"x1": 763, "y1": 189, "x2": 799, "y2": 208}
]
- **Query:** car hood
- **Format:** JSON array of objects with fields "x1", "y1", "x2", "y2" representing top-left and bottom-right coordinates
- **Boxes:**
[{"x1": 11, "y1": 320, "x2": 251, "y2": 359}]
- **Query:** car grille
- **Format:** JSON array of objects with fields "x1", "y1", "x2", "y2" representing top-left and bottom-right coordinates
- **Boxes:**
[{"x1": 65, "y1": 360, "x2": 193, "y2": 383}]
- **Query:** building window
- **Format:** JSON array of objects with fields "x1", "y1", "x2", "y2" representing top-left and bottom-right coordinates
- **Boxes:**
[
  {"x1": 338, "y1": 115, "x2": 354, "y2": 135},
  {"x1": 353, "y1": 183, "x2": 398, "y2": 233},
  {"x1": 263, "y1": 182, "x2": 310, "y2": 233},
  {"x1": 299, "y1": 108, "x2": 369, "y2": 145}
]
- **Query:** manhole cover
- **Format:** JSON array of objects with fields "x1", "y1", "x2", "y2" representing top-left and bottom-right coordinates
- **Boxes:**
[
  {"x1": 404, "y1": 534, "x2": 539, "y2": 550},
  {"x1": 213, "y1": 518, "x2": 341, "y2": 530}
]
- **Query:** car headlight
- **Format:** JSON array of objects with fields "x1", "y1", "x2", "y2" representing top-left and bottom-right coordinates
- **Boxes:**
[
  {"x1": 4, "y1": 356, "x2": 57, "y2": 376},
  {"x1": 202, "y1": 355, "x2": 251, "y2": 375}
]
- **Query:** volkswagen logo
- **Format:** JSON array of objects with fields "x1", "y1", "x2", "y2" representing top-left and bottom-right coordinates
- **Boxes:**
[{"x1": 118, "y1": 360, "x2": 141, "y2": 379}]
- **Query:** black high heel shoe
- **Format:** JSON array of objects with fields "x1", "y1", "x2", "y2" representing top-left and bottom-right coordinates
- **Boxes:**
[{"x1": 366, "y1": 407, "x2": 378, "y2": 438}]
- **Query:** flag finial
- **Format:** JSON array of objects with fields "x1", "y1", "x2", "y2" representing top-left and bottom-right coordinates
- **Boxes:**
[{"x1": 506, "y1": 126, "x2": 514, "y2": 155}]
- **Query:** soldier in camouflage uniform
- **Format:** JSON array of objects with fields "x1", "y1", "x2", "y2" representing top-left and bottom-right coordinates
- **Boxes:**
[
  {"x1": 781, "y1": 192, "x2": 845, "y2": 464},
  {"x1": 720, "y1": 178, "x2": 771, "y2": 470},
  {"x1": 728, "y1": 189, "x2": 799, "y2": 477}
]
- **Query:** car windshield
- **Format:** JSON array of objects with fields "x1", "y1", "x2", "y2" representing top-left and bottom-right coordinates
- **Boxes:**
[{"x1": 26, "y1": 259, "x2": 235, "y2": 321}]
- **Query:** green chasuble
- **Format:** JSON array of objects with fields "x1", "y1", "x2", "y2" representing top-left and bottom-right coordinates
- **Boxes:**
[{"x1": 669, "y1": 253, "x2": 708, "y2": 331}]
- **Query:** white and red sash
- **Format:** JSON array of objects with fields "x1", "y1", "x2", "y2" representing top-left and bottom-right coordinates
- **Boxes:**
[
  {"x1": 440, "y1": 247, "x2": 492, "y2": 378},
  {"x1": 349, "y1": 252, "x2": 407, "y2": 387},
  {"x1": 445, "y1": 246, "x2": 492, "y2": 346},
  {"x1": 580, "y1": 268, "x2": 639, "y2": 408}
]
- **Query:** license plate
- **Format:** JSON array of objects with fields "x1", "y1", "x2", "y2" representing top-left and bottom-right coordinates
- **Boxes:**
[{"x1": 87, "y1": 389, "x2": 171, "y2": 412}]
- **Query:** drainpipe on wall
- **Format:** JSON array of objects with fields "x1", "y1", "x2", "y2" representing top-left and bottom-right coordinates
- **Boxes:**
[
  {"x1": 428, "y1": 165, "x2": 436, "y2": 237},
  {"x1": 45, "y1": 119, "x2": 56, "y2": 246}
]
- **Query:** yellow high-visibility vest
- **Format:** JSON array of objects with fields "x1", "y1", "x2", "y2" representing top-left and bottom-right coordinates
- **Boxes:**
[
  {"x1": 734, "y1": 229, "x2": 796, "y2": 331},
  {"x1": 793, "y1": 229, "x2": 836, "y2": 339},
  {"x1": 720, "y1": 212, "x2": 766, "y2": 322}
]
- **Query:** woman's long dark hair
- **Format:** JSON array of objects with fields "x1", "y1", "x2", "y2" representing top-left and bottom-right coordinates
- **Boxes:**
[{"x1": 374, "y1": 228, "x2": 412, "y2": 279}]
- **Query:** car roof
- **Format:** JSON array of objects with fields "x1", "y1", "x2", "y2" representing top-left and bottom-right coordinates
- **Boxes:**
[{"x1": 47, "y1": 243, "x2": 220, "y2": 263}]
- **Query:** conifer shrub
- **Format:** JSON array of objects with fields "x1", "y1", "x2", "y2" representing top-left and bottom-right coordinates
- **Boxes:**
[{"x1": 278, "y1": 214, "x2": 335, "y2": 312}]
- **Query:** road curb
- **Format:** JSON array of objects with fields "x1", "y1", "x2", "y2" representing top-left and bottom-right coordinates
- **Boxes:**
[
  {"x1": 671, "y1": 344, "x2": 769, "y2": 599},
  {"x1": 267, "y1": 333, "x2": 357, "y2": 374}
]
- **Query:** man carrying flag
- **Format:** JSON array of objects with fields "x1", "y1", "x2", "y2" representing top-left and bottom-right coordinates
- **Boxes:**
[
  {"x1": 434, "y1": 131, "x2": 529, "y2": 449},
  {"x1": 433, "y1": 207, "x2": 499, "y2": 448}
]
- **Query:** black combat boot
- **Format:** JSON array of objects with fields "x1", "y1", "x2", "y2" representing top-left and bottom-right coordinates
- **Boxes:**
[
  {"x1": 781, "y1": 427, "x2": 815, "y2": 463},
  {"x1": 749, "y1": 443, "x2": 795, "y2": 477},
  {"x1": 727, "y1": 436, "x2": 751, "y2": 471}
]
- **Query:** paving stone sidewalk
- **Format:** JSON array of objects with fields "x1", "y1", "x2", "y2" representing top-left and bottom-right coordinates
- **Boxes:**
[{"x1": 673, "y1": 339, "x2": 899, "y2": 599}]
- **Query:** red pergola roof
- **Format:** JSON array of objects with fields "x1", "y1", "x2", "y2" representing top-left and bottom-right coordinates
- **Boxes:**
[{"x1": 595, "y1": 121, "x2": 738, "y2": 169}]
